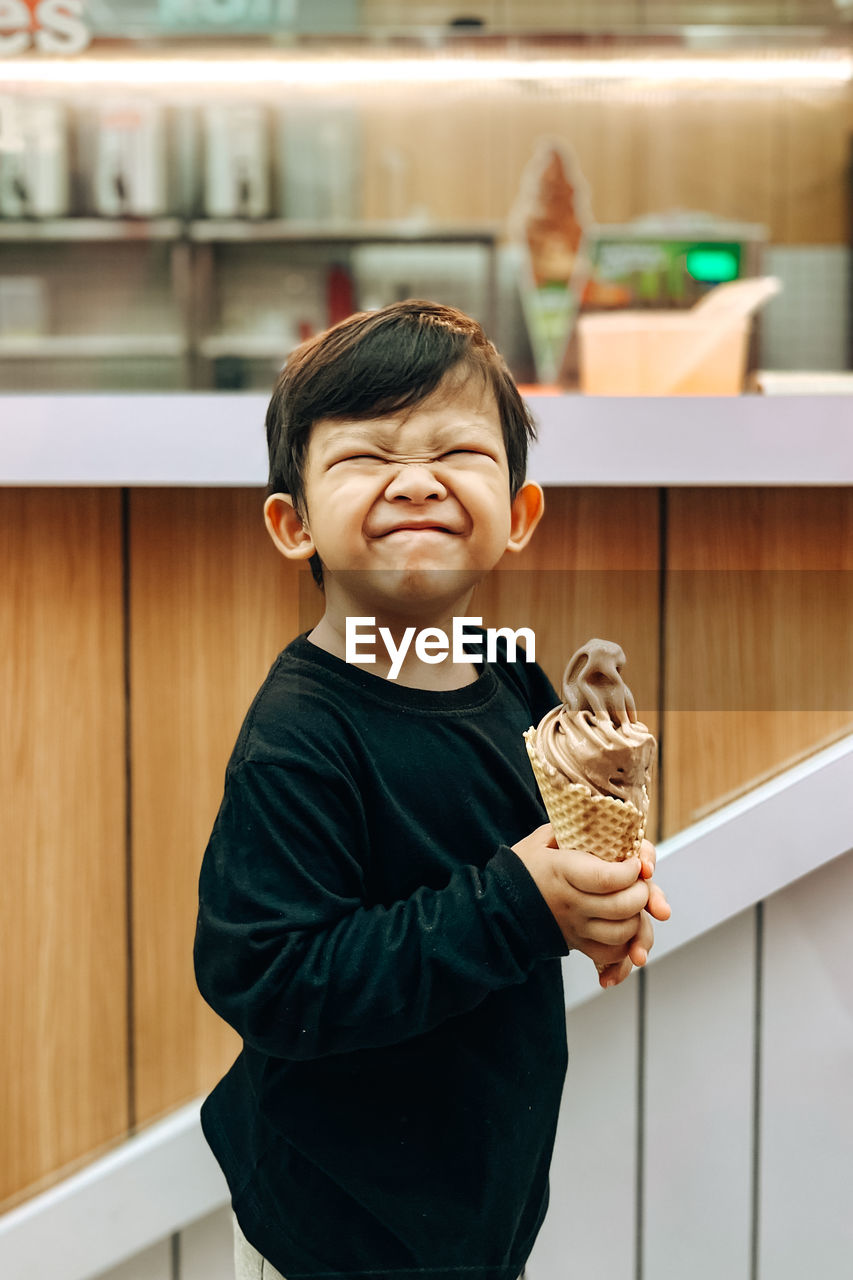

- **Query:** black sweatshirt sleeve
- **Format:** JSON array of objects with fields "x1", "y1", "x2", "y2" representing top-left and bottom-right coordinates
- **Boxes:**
[{"x1": 194, "y1": 747, "x2": 566, "y2": 1062}]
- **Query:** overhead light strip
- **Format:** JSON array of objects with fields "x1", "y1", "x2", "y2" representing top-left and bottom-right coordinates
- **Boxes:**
[{"x1": 0, "y1": 54, "x2": 850, "y2": 87}]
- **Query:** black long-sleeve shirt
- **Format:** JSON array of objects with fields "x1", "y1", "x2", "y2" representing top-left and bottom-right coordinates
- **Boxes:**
[{"x1": 194, "y1": 629, "x2": 569, "y2": 1280}]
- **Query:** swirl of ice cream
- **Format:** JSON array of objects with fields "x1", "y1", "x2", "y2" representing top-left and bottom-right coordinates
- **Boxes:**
[
  {"x1": 530, "y1": 639, "x2": 656, "y2": 810},
  {"x1": 525, "y1": 147, "x2": 584, "y2": 286}
]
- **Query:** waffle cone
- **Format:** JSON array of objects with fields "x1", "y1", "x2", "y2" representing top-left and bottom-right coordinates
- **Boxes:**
[{"x1": 524, "y1": 730, "x2": 647, "y2": 862}]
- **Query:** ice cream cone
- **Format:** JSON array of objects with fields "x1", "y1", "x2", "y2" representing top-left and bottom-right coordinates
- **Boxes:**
[{"x1": 524, "y1": 729, "x2": 647, "y2": 862}]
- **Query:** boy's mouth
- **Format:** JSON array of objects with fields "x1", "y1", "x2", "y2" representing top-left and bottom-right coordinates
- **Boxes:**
[{"x1": 377, "y1": 522, "x2": 458, "y2": 536}]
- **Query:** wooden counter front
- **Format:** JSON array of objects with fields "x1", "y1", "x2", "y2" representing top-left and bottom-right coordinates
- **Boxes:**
[{"x1": 1, "y1": 482, "x2": 851, "y2": 1206}]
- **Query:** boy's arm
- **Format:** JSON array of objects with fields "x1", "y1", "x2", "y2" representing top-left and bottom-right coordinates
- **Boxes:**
[{"x1": 194, "y1": 755, "x2": 568, "y2": 1063}]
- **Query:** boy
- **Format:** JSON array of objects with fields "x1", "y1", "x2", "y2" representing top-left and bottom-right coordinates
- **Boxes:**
[{"x1": 194, "y1": 300, "x2": 669, "y2": 1280}]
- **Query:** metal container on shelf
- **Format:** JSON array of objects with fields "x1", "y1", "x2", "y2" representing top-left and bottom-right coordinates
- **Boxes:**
[
  {"x1": 202, "y1": 103, "x2": 269, "y2": 220},
  {"x1": 92, "y1": 99, "x2": 167, "y2": 218},
  {"x1": 0, "y1": 98, "x2": 69, "y2": 219}
]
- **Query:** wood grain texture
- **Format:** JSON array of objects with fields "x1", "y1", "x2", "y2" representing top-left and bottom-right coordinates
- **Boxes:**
[
  {"x1": 357, "y1": 76, "x2": 851, "y2": 244},
  {"x1": 777, "y1": 87, "x2": 853, "y2": 245},
  {"x1": 0, "y1": 489, "x2": 127, "y2": 1206},
  {"x1": 634, "y1": 88, "x2": 780, "y2": 236},
  {"x1": 8, "y1": 478, "x2": 851, "y2": 1205},
  {"x1": 478, "y1": 486, "x2": 662, "y2": 836},
  {"x1": 128, "y1": 489, "x2": 309, "y2": 1126},
  {"x1": 663, "y1": 489, "x2": 853, "y2": 835}
]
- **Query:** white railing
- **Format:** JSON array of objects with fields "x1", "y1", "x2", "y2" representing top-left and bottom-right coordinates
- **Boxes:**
[
  {"x1": 563, "y1": 731, "x2": 853, "y2": 1010},
  {"x1": 2, "y1": 734, "x2": 851, "y2": 1280}
]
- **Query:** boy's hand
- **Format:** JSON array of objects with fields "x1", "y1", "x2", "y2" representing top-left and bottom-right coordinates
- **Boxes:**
[{"x1": 511, "y1": 826, "x2": 671, "y2": 988}]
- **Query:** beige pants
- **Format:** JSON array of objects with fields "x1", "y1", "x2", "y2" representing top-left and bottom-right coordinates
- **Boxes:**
[
  {"x1": 233, "y1": 1213, "x2": 288, "y2": 1280},
  {"x1": 233, "y1": 1212, "x2": 525, "y2": 1280}
]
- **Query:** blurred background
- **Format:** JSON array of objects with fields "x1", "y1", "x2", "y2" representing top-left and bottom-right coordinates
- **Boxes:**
[
  {"x1": 1, "y1": 5, "x2": 852, "y2": 1280},
  {"x1": 0, "y1": 0, "x2": 851, "y2": 391}
]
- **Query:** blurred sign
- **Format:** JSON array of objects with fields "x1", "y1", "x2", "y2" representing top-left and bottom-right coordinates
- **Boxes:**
[
  {"x1": 0, "y1": 0, "x2": 359, "y2": 52},
  {"x1": 155, "y1": 0, "x2": 360, "y2": 32},
  {"x1": 0, "y1": 1, "x2": 91, "y2": 55},
  {"x1": 157, "y1": 0, "x2": 298, "y2": 28}
]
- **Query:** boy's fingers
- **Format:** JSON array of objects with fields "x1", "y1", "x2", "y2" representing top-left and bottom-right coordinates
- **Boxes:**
[
  {"x1": 646, "y1": 882, "x2": 672, "y2": 921},
  {"x1": 628, "y1": 912, "x2": 656, "y2": 966},
  {"x1": 559, "y1": 848, "x2": 643, "y2": 894},
  {"x1": 576, "y1": 875, "x2": 651, "y2": 921},
  {"x1": 639, "y1": 839, "x2": 656, "y2": 879},
  {"x1": 598, "y1": 957, "x2": 632, "y2": 989},
  {"x1": 584, "y1": 894, "x2": 648, "y2": 929},
  {"x1": 584, "y1": 914, "x2": 643, "y2": 946}
]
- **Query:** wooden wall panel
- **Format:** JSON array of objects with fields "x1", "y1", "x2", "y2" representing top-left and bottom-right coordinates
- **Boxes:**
[
  {"x1": 360, "y1": 86, "x2": 507, "y2": 225},
  {"x1": 129, "y1": 489, "x2": 307, "y2": 1127},
  {"x1": 479, "y1": 487, "x2": 662, "y2": 836},
  {"x1": 6, "y1": 478, "x2": 851, "y2": 1207},
  {"x1": 480, "y1": 485, "x2": 660, "y2": 684},
  {"x1": 778, "y1": 88, "x2": 853, "y2": 244},
  {"x1": 633, "y1": 90, "x2": 780, "y2": 236},
  {"x1": 663, "y1": 489, "x2": 853, "y2": 835},
  {"x1": 358, "y1": 79, "x2": 852, "y2": 244},
  {"x1": 0, "y1": 489, "x2": 127, "y2": 1206}
]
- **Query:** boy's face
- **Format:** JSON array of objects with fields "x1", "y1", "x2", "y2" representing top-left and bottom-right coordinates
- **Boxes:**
[{"x1": 265, "y1": 371, "x2": 543, "y2": 623}]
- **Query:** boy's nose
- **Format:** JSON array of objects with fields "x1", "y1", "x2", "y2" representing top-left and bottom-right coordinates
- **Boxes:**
[{"x1": 383, "y1": 462, "x2": 448, "y2": 503}]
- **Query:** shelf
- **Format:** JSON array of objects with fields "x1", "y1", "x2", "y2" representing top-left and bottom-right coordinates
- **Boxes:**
[
  {"x1": 0, "y1": 335, "x2": 187, "y2": 359},
  {"x1": 1, "y1": 393, "x2": 851, "y2": 487},
  {"x1": 0, "y1": 219, "x2": 183, "y2": 242},
  {"x1": 187, "y1": 219, "x2": 499, "y2": 244},
  {"x1": 0, "y1": 217, "x2": 499, "y2": 246},
  {"x1": 197, "y1": 334, "x2": 292, "y2": 361}
]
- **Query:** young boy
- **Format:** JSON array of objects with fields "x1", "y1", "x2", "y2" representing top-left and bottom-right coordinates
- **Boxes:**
[{"x1": 194, "y1": 300, "x2": 669, "y2": 1280}]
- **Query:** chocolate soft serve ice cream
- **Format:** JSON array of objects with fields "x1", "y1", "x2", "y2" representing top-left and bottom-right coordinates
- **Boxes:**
[
  {"x1": 524, "y1": 147, "x2": 584, "y2": 287},
  {"x1": 509, "y1": 139, "x2": 593, "y2": 385},
  {"x1": 524, "y1": 639, "x2": 656, "y2": 862}
]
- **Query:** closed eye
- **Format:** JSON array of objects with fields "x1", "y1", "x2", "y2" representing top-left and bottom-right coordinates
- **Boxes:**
[{"x1": 439, "y1": 449, "x2": 492, "y2": 459}]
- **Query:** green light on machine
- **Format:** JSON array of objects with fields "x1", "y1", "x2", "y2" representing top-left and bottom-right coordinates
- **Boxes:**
[{"x1": 686, "y1": 246, "x2": 740, "y2": 283}]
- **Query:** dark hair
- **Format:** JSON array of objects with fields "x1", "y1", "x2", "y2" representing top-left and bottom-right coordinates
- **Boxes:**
[{"x1": 265, "y1": 299, "x2": 537, "y2": 588}]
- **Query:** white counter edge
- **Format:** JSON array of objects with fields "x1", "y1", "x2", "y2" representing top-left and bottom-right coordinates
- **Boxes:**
[{"x1": 1, "y1": 393, "x2": 851, "y2": 486}]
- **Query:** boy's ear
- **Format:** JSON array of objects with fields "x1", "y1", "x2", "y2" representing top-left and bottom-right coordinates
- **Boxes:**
[
  {"x1": 264, "y1": 493, "x2": 316, "y2": 561},
  {"x1": 504, "y1": 481, "x2": 545, "y2": 554}
]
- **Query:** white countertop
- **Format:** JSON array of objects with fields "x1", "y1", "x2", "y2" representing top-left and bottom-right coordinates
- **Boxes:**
[{"x1": 0, "y1": 392, "x2": 850, "y2": 486}]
